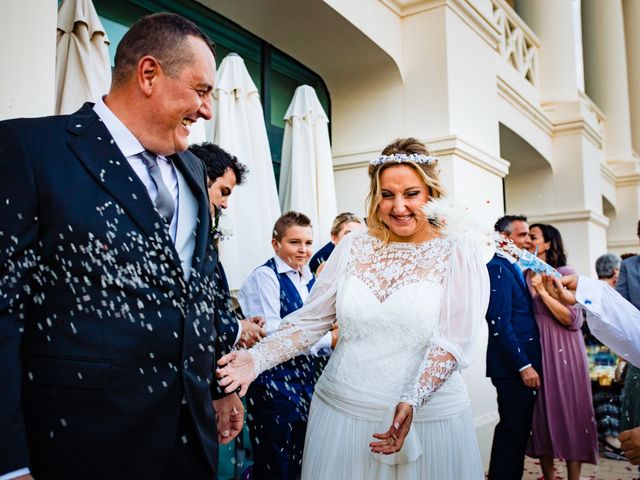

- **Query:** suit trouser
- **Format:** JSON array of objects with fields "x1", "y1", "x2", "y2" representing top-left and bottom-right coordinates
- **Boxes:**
[
  {"x1": 246, "y1": 384, "x2": 308, "y2": 480},
  {"x1": 488, "y1": 378, "x2": 537, "y2": 480},
  {"x1": 160, "y1": 405, "x2": 216, "y2": 480}
]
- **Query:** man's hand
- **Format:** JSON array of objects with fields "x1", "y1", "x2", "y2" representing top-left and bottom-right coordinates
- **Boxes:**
[
  {"x1": 212, "y1": 393, "x2": 244, "y2": 445},
  {"x1": 12, "y1": 476, "x2": 33, "y2": 480},
  {"x1": 520, "y1": 366, "x2": 541, "y2": 388},
  {"x1": 237, "y1": 317, "x2": 266, "y2": 349},
  {"x1": 370, "y1": 402, "x2": 413, "y2": 454},
  {"x1": 542, "y1": 273, "x2": 578, "y2": 306},
  {"x1": 620, "y1": 427, "x2": 640, "y2": 464},
  {"x1": 330, "y1": 323, "x2": 339, "y2": 349},
  {"x1": 530, "y1": 273, "x2": 545, "y2": 295}
]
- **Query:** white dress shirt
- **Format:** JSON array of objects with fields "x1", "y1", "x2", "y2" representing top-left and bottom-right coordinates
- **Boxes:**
[
  {"x1": 238, "y1": 255, "x2": 332, "y2": 354},
  {"x1": 577, "y1": 275, "x2": 640, "y2": 367},
  {"x1": 93, "y1": 97, "x2": 179, "y2": 242}
]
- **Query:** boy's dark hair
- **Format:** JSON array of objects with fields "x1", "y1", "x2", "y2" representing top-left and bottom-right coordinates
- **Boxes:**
[
  {"x1": 273, "y1": 212, "x2": 312, "y2": 241},
  {"x1": 494, "y1": 214, "x2": 528, "y2": 234},
  {"x1": 189, "y1": 142, "x2": 248, "y2": 185}
]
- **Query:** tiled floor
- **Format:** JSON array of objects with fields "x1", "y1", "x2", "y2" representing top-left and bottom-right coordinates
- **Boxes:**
[{"x1": 520, "y1": 454, "x2": 639, "y2": 480}]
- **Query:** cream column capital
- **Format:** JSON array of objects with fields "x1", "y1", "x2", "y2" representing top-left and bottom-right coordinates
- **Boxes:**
[
  {"x1": 582, "y1": 0, "x2": 634, "y2": 161},
  {"x1": 517, "y1": 0, "x2": 581, "y2": 103},
  {"x1": 623, "y1": 0, "x2": 640, "y2": 155}
]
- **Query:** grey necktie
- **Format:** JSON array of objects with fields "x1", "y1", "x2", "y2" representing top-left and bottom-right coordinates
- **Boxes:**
[{"x1": 139, "y1": 150, "x2": 175, "y2": 225}]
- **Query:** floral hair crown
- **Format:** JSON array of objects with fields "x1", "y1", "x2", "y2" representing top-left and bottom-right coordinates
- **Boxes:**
[{"x1": 369, "y1": 153, "x2": 438, "y2": 167}]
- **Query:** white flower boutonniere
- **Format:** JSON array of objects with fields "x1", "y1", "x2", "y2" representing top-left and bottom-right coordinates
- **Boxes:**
[{"x1": 212, "y1": 208, "x2": 234, "y2": 241}]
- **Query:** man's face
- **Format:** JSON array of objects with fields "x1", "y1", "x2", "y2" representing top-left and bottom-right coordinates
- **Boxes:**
[
  {"x1": 152, "y1": 36, "x2": 216, "y2": 155},
  {"x1": 272, "y1": 225, "x2": 313, "y2": 271},
  {"x1": 507, "y1": 220, "x2": 531, "y2": 250},
  {"x1": 207, "y1": 167, "x2": 237, "y2": 213}
]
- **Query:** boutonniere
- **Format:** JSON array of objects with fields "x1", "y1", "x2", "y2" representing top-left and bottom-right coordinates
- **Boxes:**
[{"x1": 212, "y1": 207, "x2": 233, "y2": 241}]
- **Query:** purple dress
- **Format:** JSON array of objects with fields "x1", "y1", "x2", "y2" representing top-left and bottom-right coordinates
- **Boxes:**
[{"x1": 525, "y1": 266, "x2": 598, "y2": 464}]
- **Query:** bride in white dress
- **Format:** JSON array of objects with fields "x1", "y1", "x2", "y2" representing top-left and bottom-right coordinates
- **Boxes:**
[{"x1": 218, "y1": 137, "x2": 491, "y2": 479}]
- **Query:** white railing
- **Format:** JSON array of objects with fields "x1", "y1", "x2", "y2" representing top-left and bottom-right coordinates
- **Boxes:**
[{"x1": 492, "y1": 0, "x2": 540, "y2": 88}]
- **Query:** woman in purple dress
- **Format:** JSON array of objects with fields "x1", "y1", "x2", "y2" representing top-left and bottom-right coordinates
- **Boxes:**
[{"x1": 525, "y1": 223, "x2": 598, "y2": 480}]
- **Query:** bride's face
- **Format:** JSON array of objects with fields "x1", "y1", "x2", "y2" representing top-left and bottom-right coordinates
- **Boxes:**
[{"x1": 378, "y1": 165, "x2": 430, "y2": 242}]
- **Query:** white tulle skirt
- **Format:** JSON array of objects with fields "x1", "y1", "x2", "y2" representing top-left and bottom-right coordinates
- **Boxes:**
[{"x1": 300, "y1": 374, "x2": 483, "y2": 480}]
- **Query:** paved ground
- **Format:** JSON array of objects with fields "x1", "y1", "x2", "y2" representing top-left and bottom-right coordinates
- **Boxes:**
[{"x1": 519, "y1": 454, "x2": 639, "y2": 480}]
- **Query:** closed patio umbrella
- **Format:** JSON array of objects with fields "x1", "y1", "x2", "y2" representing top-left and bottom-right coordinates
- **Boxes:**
[
  {"x1": 56, "y1": 0, "x2": 111, "y2": 114},
  {"x1": 279, "y1": 85, "x2": 337, "y2": 248},
  {"x1": 209, "y1": 53, "x2": 281, "y2": 290}
]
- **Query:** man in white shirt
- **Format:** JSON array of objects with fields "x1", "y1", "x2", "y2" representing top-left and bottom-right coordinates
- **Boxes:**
[
  {"x1": 0, "y1": 13, "x2": 241, "y2": 480},
  {"x1": 542, "y1": 273, "x2": 640, "y2": 465},
  {"x1": 238, "y1": 212, "x2": 336, "y2": 480}
]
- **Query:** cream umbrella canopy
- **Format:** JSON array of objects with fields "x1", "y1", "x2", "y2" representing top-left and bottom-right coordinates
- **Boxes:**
[
  {"x1": 208, "y1": 53, "x2": 281, "y2": 290},
  {"x1": 56, "y1": 0, "x2": 111, "y2": 114},
  {"x1": 279, "y1": 85, "x2": 337, "y2": 248}
]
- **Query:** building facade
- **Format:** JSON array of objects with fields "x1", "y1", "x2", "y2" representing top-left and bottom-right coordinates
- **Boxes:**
[{"x1": 2, "y1": 0, "x2": 639, "y2": 469}]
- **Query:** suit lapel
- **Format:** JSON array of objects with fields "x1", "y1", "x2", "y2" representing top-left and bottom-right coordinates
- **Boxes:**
[
  {"x1": 171, "y1": 151, "x2": 211, "y2": 279},
  {"x1": 66, "y1": 104, "x2": 160, "y2": 238},
  {"x1": 66, "y1": 104, "x2": 183, "y2": 272}
]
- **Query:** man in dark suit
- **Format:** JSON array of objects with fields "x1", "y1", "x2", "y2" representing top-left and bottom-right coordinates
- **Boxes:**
[
  {"x1": 486, "y1": 215, "x2": 542, "y2": 480},
  {"x1": 617, "y1": 220, "x2": 640, "y2": 309},
  {"x1": 0, "y1": 13, "x2": 242, "y2": 480}
]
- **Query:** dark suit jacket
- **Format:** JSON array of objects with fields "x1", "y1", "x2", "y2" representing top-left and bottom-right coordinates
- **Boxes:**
[
  {"x1": 617, "y1": 255, "x2": 640, "y2": 309},
  {"x1": 0, "y1": 104, "x2": 223, "y2": 479},
  {"x1": 213, "y1": 260, "x2": 240, "y2": 354},
  {"x1": 485, "y1": 254, "x2": 541, "y2": 379},
  {"x1": 309, "y1": 241, "x2": 334, "y2": 275}
]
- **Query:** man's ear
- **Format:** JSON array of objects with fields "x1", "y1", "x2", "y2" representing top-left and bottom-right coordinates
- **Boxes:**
[
  {"x1": 137, "y1": 56, "x2": 161, "y2": 96},
  {"x1": 271, "y1": 238, "x2": 279, "y2": 253}
]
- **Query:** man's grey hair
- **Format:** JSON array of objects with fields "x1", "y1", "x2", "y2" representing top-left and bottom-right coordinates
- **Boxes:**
[
  {"x1": 494, "y1": 215, "x2": 528, "y2": 234},
  {"x1": 595, "y1": 253, "x2": 621, "y2": 279}
]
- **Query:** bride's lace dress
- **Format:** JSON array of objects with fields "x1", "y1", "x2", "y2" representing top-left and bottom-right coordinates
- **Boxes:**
[{"x1": 249, "y1": 230, "x2": 490, "y2": 480}]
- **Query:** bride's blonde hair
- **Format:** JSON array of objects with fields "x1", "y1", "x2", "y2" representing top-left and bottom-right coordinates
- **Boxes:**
[{"x1": 366, "y1": 137, "x2": 446, "y2": 243}]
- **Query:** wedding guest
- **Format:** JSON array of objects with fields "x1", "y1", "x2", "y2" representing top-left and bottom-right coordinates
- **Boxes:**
[
  {"x1": 590, "y1": 253, "x2": 625, "y2": 456},
  {"x1": 309, "y1": 212, "x2": 364, "y2": 275},
  {"x1": 618, "y1": 225, "x2": 640, "y2": 438},
  {"x1": 596, "y1": 253, "x2": 622, "y2": 288},
  {"x1": 486, "y1": 215, "x2": 542, "y2": 480},
  {"x1": 0, "y1": 13, "x2": 242, "y2": 480},
  {"x1": 188, "y1": 142, "x2": 266, "y2": 351},
  {"x1": 542, "y1": 272, "x2": 640, "y2": 464},
  {"x1": 218, "y1": 137, "x2": 491, "y2": 479},
  {"x1": 237, "y1": 212, "x2": 336, "y2": 479},
  {"x1": 525, "y1": 224, "x2": 597, "y2": 480}
]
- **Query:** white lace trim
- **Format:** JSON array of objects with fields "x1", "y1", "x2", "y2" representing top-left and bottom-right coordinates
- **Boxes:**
[
  {"x1": 348, "y1": 234, "x2": 452, "y2": 303},
  {"x1": 400, "y1": 345, "x2": 457, "y2": 409}
]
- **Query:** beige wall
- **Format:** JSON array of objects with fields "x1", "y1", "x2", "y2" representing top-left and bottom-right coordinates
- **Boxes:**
[{"x1": 0, "y1": 1, "x2": 57, "y2": 121}]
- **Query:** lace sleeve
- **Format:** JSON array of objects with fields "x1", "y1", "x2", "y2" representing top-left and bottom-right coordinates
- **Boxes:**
[
  {"x1": 400, "y1": 236, "x2": 491, "y2": 408},
  {"x1": 248, "y1": 233, "x2": 356, "y2": 376},
  {"x1": 400, "y1": 345, "x2": 457, "y2": 409}
]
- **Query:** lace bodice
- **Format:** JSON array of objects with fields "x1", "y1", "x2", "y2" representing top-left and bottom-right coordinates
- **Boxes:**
[
  {"x1": 350, "y1": 234, "x2": 450, "y2": 302},
  {"x1": 249, "y1": 230, "x2": 490, "y2": 409}
]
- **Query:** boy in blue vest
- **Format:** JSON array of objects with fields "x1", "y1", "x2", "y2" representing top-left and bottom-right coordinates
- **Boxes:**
[{"x1": 238, "y1": 211, "x2": 336, "y2": 480}]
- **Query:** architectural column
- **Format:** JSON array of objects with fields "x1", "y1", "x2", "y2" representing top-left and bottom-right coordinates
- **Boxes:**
[
  {"x1": 517, "y1": 0, "x2": 580, "y2": 103},
  {"x1": 583, "y1": 0, "x2": 640, "y2": 255},
  {"x1": 0, "y1": 1, "x2": 57, "y2": 120},
  {"x1": 515, "y1": 0, "x2": 606, "y2": 275},
  {"x1": 582, "y1": 0, "x2": 634, "y2": 163},
  {"x1": 623, "y1": 0, "x2": 640, "y2": 155}
]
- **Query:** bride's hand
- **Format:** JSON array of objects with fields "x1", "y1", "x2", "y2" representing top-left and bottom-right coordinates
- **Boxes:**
[
  {"x1": 370, "y1": 402, "x2": 413, "y2": 454},
  {"x1": 216, "y1": 350, "x2": 256, "y2": 397}
]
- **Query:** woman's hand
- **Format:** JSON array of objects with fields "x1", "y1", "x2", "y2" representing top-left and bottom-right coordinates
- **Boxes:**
[
  {"x1": 216, "y1": 350, "x2": 256, "y2": 397},
  {"x1": 370, "y1": 402, "x2": 413, "y2": 454},
  {"x1": 530, "y1": 272, "x2": 546, "y2": 295}
]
